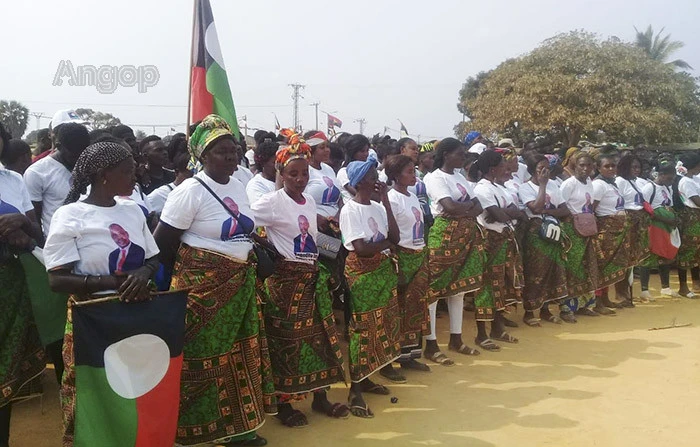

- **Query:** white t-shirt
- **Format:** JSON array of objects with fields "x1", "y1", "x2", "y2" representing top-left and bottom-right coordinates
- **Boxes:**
[
  {"x1": 336, "y1": 167, "x2": 353, "y2": 202},
  {"x1": 678, "y1": 176, "x2": 700, "y2": 209},
  {"x1": 251, "y1": 190, "x2": 319, "y2": 264},
  {"x1": 0, "y1": 168, "x2": 33, "y2": 216},
  {"x1": 117, "y1": 184, "x2": 152, "y2": 218},
  {"x1": 306, "y1": 163, "x2": 343, "y2": 218},
  {"x1": 232, "y1": 165, "x2": 254, "y2": 186},
  {"x1": 147, "y1": 183, "x2": 175, "y2": 214},
  {"x1": 503, "y1": 180, "x2": 525, "y2": 211},
  {"x1": 160, "y1": 171, "x2": 255, "y2": 261},
  {"x1": 424, "y1": 169, "x2": 474, "y2": 216},
  {"x1": 560, "y1": 176, "x2": 595, "y2": 215},
  {"x1": 635, "y1": 177, "x2": 650, "y2": 190},
  {"x1": 515, "y1": 162, "x2": 531, "y2": 183},
  {"x1": 468, "y1": 143, "x2": 486, "y2": 154},
  {"x1": 23, "y1": 156, "x2": 71, "y2": 236},
  {"x1": 474, "y1": 179, "x2": 511, "y2": 233},
  {"x1": 339, "y1": 200, "x2": 389, "y2": 251},
  {"x1": 615, "y1": 177, "x2": 644, "y2": 211},
  {"x1": 518, "y1": 180, "x2": 565, "y2": 219},
  {"x1": 642, "y1": 182, "x2": 673, "y2": 209},
  {"x1": 246, "y1": 174, "x2": 276, "y2": 206},
  {"x1": 592, "y1": 179, "x2": 625, "y2": 216},
  {"x1": 44, "y1": 201, "x2": 159, "y2": 281},
  {"x1": 388, "y1": 189, "x2": 425, "y2": 250}
]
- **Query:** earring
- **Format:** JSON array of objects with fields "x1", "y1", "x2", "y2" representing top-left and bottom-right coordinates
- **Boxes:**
[{"x1": 103, "y1": 180, "x2": 107, "y2": 185}]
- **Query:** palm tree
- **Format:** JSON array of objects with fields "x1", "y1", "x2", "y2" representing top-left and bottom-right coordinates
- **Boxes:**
[{"x1": 634, "y1": 25, "x2": 692, "y2": 70}]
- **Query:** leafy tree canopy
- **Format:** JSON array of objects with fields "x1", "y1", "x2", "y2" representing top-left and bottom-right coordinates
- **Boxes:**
[
  {"x1": 75, "y1": 108, "x2": 122, "y2": 129},
  {"x1": 0, "y1": 100, "x2": 30, "y2": 138}
]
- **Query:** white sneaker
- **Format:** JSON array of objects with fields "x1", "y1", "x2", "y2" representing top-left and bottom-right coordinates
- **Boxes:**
[
  {"x1": 639, "y1": 290, "x2": 653, "y2": 302},
  {"x1": 662, "y1": 288, "x2": 685, "y2": 298}
]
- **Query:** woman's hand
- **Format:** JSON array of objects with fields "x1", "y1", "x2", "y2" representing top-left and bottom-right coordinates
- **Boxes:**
[
  {"x1": 536, "y1": 166, "x2": 550, "y2": 185},
  {"x1": 116, "y1": 267, "x2": 152, "y2": 303}
]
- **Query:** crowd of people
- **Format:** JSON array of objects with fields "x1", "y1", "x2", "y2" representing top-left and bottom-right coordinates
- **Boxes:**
[{"x1": 1, "y1": 109, "x2": 699, "y2": 447}]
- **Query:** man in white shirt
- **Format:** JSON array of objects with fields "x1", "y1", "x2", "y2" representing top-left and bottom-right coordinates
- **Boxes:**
[{"x1": 24, "y1": 123, "x2": 90, "y2": 241}]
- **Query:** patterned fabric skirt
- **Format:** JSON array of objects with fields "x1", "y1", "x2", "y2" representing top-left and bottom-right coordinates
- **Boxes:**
[
  {"x1": 678, "y1": 207, "x2": 700, "y2": 269},
  {"x1": 345, "y1": 252, "x2": 402, "y2": 383},
  {"x1": 0, "y1": 258, "x2": 46, "y2": 409},
  {"x1": 595, "y1": 214, "x2": 633, "y2": 288},
  {"x1": 395, "y1": 247, "x2": 429, "y2": 359},
  {"x1": 427, "y1": 216, "x2": 484, "y2": 302},
  {"x1": 627, "y1": 210, "x2": 650, "y2": 265},
  {"x1": 263, "y1": 260, "x2": 344, "y2": 396},
  {"x1": 522, "y1": 218, "x2": 568, "y2": 311},
  {"x1": 561, "y1": 220, "x2": 599, "y2": 296},
  {"x1": 171, "y1": 246, "x2": 276, "y2": 446},
  {"x1": 474, "y1": 228, "x2": 524, "y2": 320}
]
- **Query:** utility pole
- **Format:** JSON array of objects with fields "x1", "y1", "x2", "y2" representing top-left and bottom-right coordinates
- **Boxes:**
[
  {"x1": 239, "y1": 115, "x2": 248, "y2": 138},
  {"x1": 310, "y1": 102, "x2": 320, "y2": 131},
  {"x1": 29, "y1": 112, "x2": 47, "y2": 130},
  {"x1": 354, "y1": 118, "x2": 366, "y2": 135},
  {"x1": 289, "y1": 83, "x2": 305, "y2": 132}
]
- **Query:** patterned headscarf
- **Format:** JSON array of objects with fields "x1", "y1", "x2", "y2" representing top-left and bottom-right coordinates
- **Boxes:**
[
  {"x1": 544, "y1": 154, "x2": 560, "y2": 168},
  {"x1": 562, "y1": 147, "x2": 580, "y2": 167},
  {"x1": 419, "y1": 141, "x2": 436, "y2": 153},
  {"x1": 276, "y1": 129, "x2": 311, "y2": 170},
  {"x1": 65, "y1": 142, "x2": 133, "y2": 204},
  {"x1": 188, "y1": 114, "x2": 234, "y2": 158}
]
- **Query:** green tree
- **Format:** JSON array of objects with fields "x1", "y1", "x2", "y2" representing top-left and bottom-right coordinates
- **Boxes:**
[
  {"x1": 634, "y1": 25, "x2": 692, "y2": 70},
  {"x1": 458, "y1": 31, "x2": 700, "y2": 147},
  {"x1": 134, "y1": 129, "x2": 147, "y2": 139},
  {"x1": 75, "y1": 108, "x2": 122, "y2": 129},
  {"x1": 0, "y1": 100, "x2": 30, "y2": 138}
]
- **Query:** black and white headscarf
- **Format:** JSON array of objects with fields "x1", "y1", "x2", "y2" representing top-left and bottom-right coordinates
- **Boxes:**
[{"x1": 65, "y1": 142, "x2": 133, "y2": 204}]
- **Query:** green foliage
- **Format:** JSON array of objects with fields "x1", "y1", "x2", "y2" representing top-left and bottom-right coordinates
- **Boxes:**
[
  {"x1": 0, "y1": 100, "x2": 29, "y2": 138},
  {"x1": 457, "y1": 31, "x2": 700, "y2": 147},
  {"x1": 634, "y1": 25, "x2": 692, "y2": 70},
  {"x1": 75, "y1": 108, "x2": 122, "y2": 129}
]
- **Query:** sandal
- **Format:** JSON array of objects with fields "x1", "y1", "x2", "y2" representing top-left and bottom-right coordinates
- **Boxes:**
[
  {"x1": 311, "y1": 401, "x2": 350, "y2": 419},
  {"x1": 399, "y1": 359, "x2": 431, "y2": 372},
  {"x1": 276, "y1": 409, "x2": 308, "y2": 428},
  {"x1": 523, "y1": 317, "x2": 542, "y2": 327},
  {"x1": 360, "y1": 379, "x2": 391, "y2": 395},
  {"x1": 542, "y1": 314, "x2": 563, "y2": 324},
  {"x1": 379, "y1": 367, "x2": 407, "y2": 383},
  {"x1": 475, "y1": 338, "x2": 501, "y2": 352},
  {"x1": 348, "y1": 393, "x2": 374, "y2": 419},
  {"x1": 222, "y1": 435, "x2": 268, "y2": 446},
  {"x1": 448, "y1": 343, "x2": 480, "y2": 356},
  {"x1": 560, "y1": 312, "x2": 577, "y2": 324},
  {"x1": 424, "y1": 350, "x2": 455, "y2": 366},
  {"x1": 491, "y1": 331, "x2": 519, "y2": 344}
]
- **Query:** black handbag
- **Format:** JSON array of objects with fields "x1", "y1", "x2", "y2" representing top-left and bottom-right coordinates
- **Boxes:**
[
  {"x1": 539, "y1": 215, "x2": 562, "y2": 242},
  {"x1": 194, "y1": 177, "x2": 278, "y2": 280}
]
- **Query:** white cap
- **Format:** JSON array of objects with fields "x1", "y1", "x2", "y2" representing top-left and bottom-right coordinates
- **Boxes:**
[
  {"x1": 50, "y1": 109, "x2": 87, "y2": 130},
  {"x1": 498, "y1": 138, "x2": 514, "y2": 147},
  {"x1": 468, "y1": 142, "x2": 486, "y2": 155}
]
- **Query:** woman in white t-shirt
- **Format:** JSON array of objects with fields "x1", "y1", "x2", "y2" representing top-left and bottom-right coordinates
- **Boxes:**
[
  {"x1": 304, "y1": 131, "x2": 344, "y2": 226},
  {"x1": 0, "y1": 125, "x2": 46, "y2": 446},
  {"x1": 518, "y1": 154, "x2": 570, "y2": 326},
  {"x1": 251, "y1": 131, "x2": 347, "y2": 427},
  {"x1": 339, "y1": 156, "x2": 402, "y2": 419},
  {"x1": 591, "y1": 153, "x2": 632, "y2": 312},
  {"x1": 385, "y1": 155, "x2": 430, "y2": 372},
  {"x1": 146, "y1": 152, "x2": 193, "y2": 214},
  {"x1": 423, "y1": 138, "x2": 484, "y2": 364},
  {"x1": 473, "y1": 150, "x2": 525, "y2": 349},
  {"x1": 43, "y1": 142, "x2": 162, "y2": 445},
  {"x1": 675, "y1": 153, "x2": 700, "y2": 298},
  {"x1": 336, "y1": 134, "x2": 370, "y2": 201},
  {"x1": 558, "y1": 151, "x2": 599, "y2": 322},
  {"x1": 153, "y1": 115, "x2": 272, "y2": 446},
  {"x1": 245, "y1": 140, "x2": 278, "y2": 205}
]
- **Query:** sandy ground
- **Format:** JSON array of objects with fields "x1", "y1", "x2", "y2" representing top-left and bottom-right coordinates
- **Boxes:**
[{"x1": 11, "y1": 277, "x2": 700, "y2": 447}]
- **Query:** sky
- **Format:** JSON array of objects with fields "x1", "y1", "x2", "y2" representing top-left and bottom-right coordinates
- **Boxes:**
[{"x1": 2, "y1": 0, "x2": 699, "y2": 141}]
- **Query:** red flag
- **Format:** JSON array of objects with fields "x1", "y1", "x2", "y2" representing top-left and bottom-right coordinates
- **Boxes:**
[{"x1": 327, "y1": 114, "x2": 342, "y2": 129}]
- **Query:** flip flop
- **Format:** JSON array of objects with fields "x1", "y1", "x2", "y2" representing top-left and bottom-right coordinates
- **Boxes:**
[
  {"x1": 424, "y1": 350, "x2": 455, "y2": 366},
  {"x1": 448, "y1": 343, "x2": 481, "y2": 356},
  {"x1": 523, "y1": 317, "x2": 542, "y2": 327},
  {"x1": 311, "y1": 401, "x2": 351, "y2": 419},
  {"x1": 348, "y1": 394, "x2": 374, "y2": 419},
  {"x1": 542, "y1": 314, "x2": 563, "y2": 324},
  {"x1": 399, "y1": 359, "x2": 431, "y2": 372},
  {"x1": 360, "y1": 380, "x2": 391, "y2": 395},
  {"x1": 276, "y1": 409, "x2": 308, "y2": 428},
  {"x1": 475, "y1": 338, "x2": 501, "y2": 352},
  {"x1": 491, "y1": 331, "x2": 519, "y2": 344}
]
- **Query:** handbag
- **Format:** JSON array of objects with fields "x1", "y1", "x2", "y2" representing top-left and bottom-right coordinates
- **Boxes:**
[
  {"x1": 572, "y1": 213, "x2": 598, "y2": 237},
  {"x1": 539, "y1": 216, "x2": 562, "y2": 242},
  {"x1": 316, "y1": 232, "x2": 342, "y2": 260},
  {"x1": 194, "y1": 177, "x2": 279, "y2": 280},
  {"x1": 627, "y1": 179, "x2": 654, "y2": 215}
]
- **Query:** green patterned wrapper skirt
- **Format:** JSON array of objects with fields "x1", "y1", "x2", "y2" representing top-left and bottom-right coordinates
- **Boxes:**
[
  {"x1": 561, "y1": 219, "x2": 599, "y2": 297},
  {"x1": 678, "y1": 207, "x2": 700, "y2": 269},
  {"x1": 396, "y1": 247, "x2": 429, "y2": 357},
  {"x1": 522, "y1": 218, "x2": 568, "y2": 311},
  {"x1": 345, "y1": 252, "x2": 402, "y2": 383},
  {"x1": 627, "y1": 209, "x2": 650, "y2": 266},
  {"x1": 595, "y1": 214, "x2": 633, "y2": 288}
]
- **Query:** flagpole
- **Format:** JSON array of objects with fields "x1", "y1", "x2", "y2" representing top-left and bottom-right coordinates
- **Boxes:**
[{"x1": 185, "y1": 0, "x2": 198, "y2": 142}]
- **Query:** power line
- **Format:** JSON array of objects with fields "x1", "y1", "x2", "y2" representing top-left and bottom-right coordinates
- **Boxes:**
[{"x1": 289, "y1": 83, "x2": 305, "y2": 131}]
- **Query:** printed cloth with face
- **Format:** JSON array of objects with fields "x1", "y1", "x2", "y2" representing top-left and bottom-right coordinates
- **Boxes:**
[
  {"x1": 160, "y1": 171, "x2": 255, "y2": 261},
  {"x1": 388, "y1": 189, "x2": 425, "y2": 249},
  {"x1": 251, "y1": 189, "x2": 319, "y2": 264},
  {"x1": 423, "y1": 168, "x2": 472, "y2": 216},
  {"x1": 305, "y1": 163, "x2": 343, "y2": 218},
  {"x1": 560, "y1": 176, "x2": 595, "y2": 215},
  {"x1": 44, "y1": 200, "x2": 159, "y2": 284},
  {"x1": 592, "y1": 179, "x2": 625, "y2": 216}
]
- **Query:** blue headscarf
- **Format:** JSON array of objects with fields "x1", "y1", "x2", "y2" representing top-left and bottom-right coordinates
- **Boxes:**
[
  {"x1": 464, "y1": 131, "x2": 481, "y2": 146},
  {"x1": 347, "y1": 156, "x2": 378, "y2": 187}
]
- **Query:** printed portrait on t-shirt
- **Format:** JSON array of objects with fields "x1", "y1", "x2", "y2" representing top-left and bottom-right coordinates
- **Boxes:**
[
  {"x1": 321, "y1": 176, "x2": 341, "y2": 205},
  {"x1": 544, "y1": 193, "x2": 554, "y2": 210},
  {"x1": 220, "y1": 197, "x2": 255, "y2": 241},
  {"x1": 456, "y1": 183, "x2": 469, "y2": 202},
  {"x1": 411, "y1": 206, "x2": 424, "y2": 244},
  {"x1": 615, "y1": 191, "x2": 625, "y2": 210},
  {"x1": 368, "y1": 216, "x2": 386, "y2": 243},
  {"x1": 293, "y1": 214, "x2": 317, "y2": 255},
  {"x1": 661, "y1": 188, "x2": 671, "y2": 206},
  {"x1": 634, "y1": 191, "x2": 644, "y2": 206},
  {"x1": 107, "y1": 223, "x2": 145, "y2": 274},
  {"x1": 414, "y1": 178, "x2": 426, "y2": 197},
  {"x1": 0, "y1": 194, "x2": 21, "y2": 215},
  {"x1": 582, "y1": 192, "x2": 593, "y2": 214}
]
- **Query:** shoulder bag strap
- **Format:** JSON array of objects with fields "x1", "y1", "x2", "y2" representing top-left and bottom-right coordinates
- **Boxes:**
[{"x1": 194, "y1": 177, "x2": 240, "y2": 225}]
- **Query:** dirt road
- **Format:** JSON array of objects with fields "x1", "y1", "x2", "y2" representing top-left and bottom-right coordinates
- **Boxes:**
[{"x1": 11, "y1": 280, "x2": 700, "y2": 446}]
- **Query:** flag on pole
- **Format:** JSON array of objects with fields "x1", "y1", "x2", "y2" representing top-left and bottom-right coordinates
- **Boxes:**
[
  {"x1": 399, "y1": 120, "x2": 409, "y2": 137},
  {"x1": 190, "y1": 0, "x2": 239, "y2": 136},
  {"x1": 70, "y1": 291, "x2": 188, "y2": 447},
  {"x1": 327, "y1": 114, "x2": 342, "y2": 129},
  {"x1": 274, "y1": 113, "x2": 281, "y2": 131}
]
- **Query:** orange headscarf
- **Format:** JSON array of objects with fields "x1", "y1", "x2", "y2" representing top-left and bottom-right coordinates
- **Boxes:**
[{"x1": 276, "y1": 128, "x2": 311, "y2": 169}]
